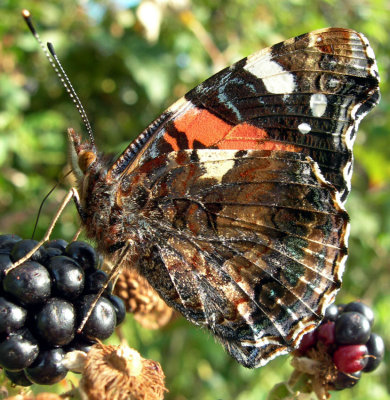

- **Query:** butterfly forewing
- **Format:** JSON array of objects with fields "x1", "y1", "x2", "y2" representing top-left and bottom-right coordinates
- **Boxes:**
[{"x1": 110, "y1": 28, "x2": 379, "y2": 203}]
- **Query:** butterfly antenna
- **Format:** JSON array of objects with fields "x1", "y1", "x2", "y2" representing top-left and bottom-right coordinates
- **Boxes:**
[
  {"x1": 21, "y1": 9, "x2": 96, "y2": 149},
  {"x1": 31, "y1": 170, "x2": 73, "y2": 240},
  {"x1": 31, "y1": 182, "x2": 58, "y2": 240}
]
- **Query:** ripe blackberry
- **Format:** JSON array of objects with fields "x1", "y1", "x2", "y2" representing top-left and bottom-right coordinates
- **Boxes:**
[
  {"x1": 332, "y1": 370, "x2": 361, "y2": 390},
  {"x1": 65, "y1": 241, "x2": 98, "y2": 271},
  {"x1": 5, "y1": 369, "x2": 32, "y2": 386},
  {"x1": 0, "y1": 254, "x2": 12, "y2": 287},
  {"x1": 108, "y1": 293, "x2": 126, "y2": 326},
  {"x1": 0, "y1": 328, "x2": 39, "y2": 371},
  {"x1": 65, "y1": 336, "x2": 97, "y2": 353},
  {"x1": 45, "y1": 239, "x2": 68, "y2": 252},
  {"x1": 3, "y1": 261, "x2": 51, "y2": 306},
  {"x1": 363, "y1": 333, "x2": 385, "y2": 372},
  {"x1": 11, "y1": 239, "x2": 49, "y2": 265},
  {"x1": 344, "y1": 301, "x2": 375, "y2": 326},
  {"x1": 25, "y1": 348, "x2": 68, "y2": 385},
  {"x1": 0, "y1": 297, "x2": 27, "y2": 334},
  {"x1": 34, "y1": 298, "x2": 76, "y2": 347},
  {"x1": 0, "y1": 234, "x2": 22, "y2": 254},
  {"x1": 84, "y1": 269, "x2": 113, "y2": 295},
  {"x1": 334, "y1": 311, "x2": 371, "y2": 345},
  {"x1": 78, "y1": 294, "x2": 117, "y2": 340},
  {"x1": 48, "y1": 256, "x2": 85, "y2": 299},
  {"x1": 0, "y1": 233, "x2": 126, "y2": 387},
  {"x1": 324, "y1": 303, "x2": 339, "y2": 322}
]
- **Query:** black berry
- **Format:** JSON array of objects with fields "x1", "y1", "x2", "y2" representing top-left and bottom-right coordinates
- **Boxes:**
[
  {"x1": 332, "y1": 370, "x2": 361, "y2": 390},
  {"x1": 84, "y1": 269, "x2": 112, "y2": 294},
  {"x1": 0, "y1": 254, "x2": 12, "y2": 289},
  {"x1": 78, "y1": 294, "x2": 116, "y2": 340},
  {"x1": 34, "y1": 298, "x2": 76, "y2": 347},
  {"x1": 0, "y1": 329, "x2": 39, "y2": 371},
  {"x1": 324, "y1": 303, "x2": 339, "y2": 321},
  {"x1": 107, "y1": 294, "x2": 126, "y2": 326},
  {"x1": 0, "y1": 297, "x2": 27, "y2": 334},
  {"x1": 65, "y1": 336, "x2": 97, "y2": 353},
  {"x1": 25, "y1": 347, "x2": 68, "y2": 385},
  {"x1": 45, "y1": 247, "x2": 63, "y2": 257},
  {"x1": 10, "y1": 239, "x2": 48, "y2": 265},
  {"x1": 0, "y1": 234, "x2": 22, "y2": 254},
  {"x1": 3, "y1": 261, "x2": 51, "y2": 306},
  {"x1": 335, "y1": 312, "x2": 371, "y2": 345},
  {"x1": 5, "y1": 369, "x2": 33, "y2": 386},
  {"x1": 65, "y1": 241, "x2": 98, "y2": 271},
  {"x1": 48, "y1": 256, "x2": 85, "y2": 299},
  {"x1": 344, "y1": 301, "x2": 375, "y2": 326},
  {"x1": 0, "y1": 234, "x2": 121, "y2": 385},
  {"x1": 337, "y1": 304, "x2": 346, "y2": 314},
  {"x1": 363, "y1": 333, "x2": 385, "y2": 372},
  {"x1": 44, "y1": 239, "x2": 68, "y2": 252}
]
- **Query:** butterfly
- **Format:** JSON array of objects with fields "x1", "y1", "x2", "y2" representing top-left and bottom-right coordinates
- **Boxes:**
[{"x1": 60, "y1": 27, "x2": 380, "y2": 368}]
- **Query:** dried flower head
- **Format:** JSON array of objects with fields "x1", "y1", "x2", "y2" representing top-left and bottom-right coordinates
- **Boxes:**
[
  {"x1": 291, "y1": 342, "x2": 339, "y2": 400},
  {"x1": 114, "y1": 268, "x2": 175, "y2": 329},
  {"x1": 81, "y1": 343, "x2": 167, "y2": 400}
]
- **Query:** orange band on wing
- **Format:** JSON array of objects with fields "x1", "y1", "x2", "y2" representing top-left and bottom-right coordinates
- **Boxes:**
[
  {"x1": 164, "y1": 109, "x2": 302, "y2": 152},
  {"x1": 164, "y1": 109, "x2": 233, "y2": 150},
  {"x1": 219, "y1": 123, "x2": 303, "y2": 152}
]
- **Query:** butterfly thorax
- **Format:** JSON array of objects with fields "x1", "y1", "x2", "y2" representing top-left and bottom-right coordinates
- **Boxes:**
[{"x1": 67, "y1": 129, "x2": 140, "y2": 256}]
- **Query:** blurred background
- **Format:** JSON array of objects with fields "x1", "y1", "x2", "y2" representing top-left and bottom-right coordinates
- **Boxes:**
[{"x1": 0, "y1": 0, "x2": 389, "y2": 399}]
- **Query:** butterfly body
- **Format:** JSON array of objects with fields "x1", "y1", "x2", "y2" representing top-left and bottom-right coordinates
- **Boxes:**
[{"x1": 68, "y1": 27, "x2": 379, "y2": 368}]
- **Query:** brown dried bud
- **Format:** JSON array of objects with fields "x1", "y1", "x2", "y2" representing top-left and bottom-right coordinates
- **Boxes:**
[
  {"x1": 81, "y1": 343, "x2": 167, "y2": 400},
  {"x1": 114, "y1": 268, "x2": 175, "y2": 329}
]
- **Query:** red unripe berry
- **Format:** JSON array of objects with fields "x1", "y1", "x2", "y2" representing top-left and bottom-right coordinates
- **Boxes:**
[
  {"x1": 298, "y1": 330, "x2": 317, "y2": 353},
  {"x1": 333, "y1": 344, "x2": 368, "y2": 374},
  {"x1": 318, "y1": 321, "x2": 335, "y2": 345}
]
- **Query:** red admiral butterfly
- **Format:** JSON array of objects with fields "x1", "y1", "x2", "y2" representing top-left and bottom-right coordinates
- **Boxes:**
[{"x1": 24, "y1": 16, "x2": 381, "y2": 368}]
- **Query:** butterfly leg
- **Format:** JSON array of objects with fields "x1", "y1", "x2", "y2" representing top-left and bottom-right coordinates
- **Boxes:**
[
  {"x1": 6, "y1": 187, "x2": 80, "y2": 273},
  {"x1": 76, "y1": 239, "x2": 134, "y2": 333}
]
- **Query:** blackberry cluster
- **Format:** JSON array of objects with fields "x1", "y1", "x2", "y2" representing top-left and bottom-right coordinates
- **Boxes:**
[
  {"x1": 0, "y1": 234, "x2": 126, "y2": 386},
  {"x1": 298, "y1": 301, "x2": 385, "y2": 391}
]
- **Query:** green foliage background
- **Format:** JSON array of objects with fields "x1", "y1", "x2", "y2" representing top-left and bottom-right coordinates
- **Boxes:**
[{"x1": 0, "y1": 0, "x2": 389, "y2": 399}]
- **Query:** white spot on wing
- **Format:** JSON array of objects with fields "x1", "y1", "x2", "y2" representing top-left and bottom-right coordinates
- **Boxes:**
[
  {"x1": 310, "y1": 93, "x2": 327, "y2": 117},
  {"x1": 298, "y1": 123, "x2": 311, "y2": 134},
  {"x1": 365, "y1": 43, "x2": 376, "y2": 62},
  {"x1": 244, "y1": 52, "x2": 296, "y2": 94},
  {"x1": 201, "y1": 157, "x2": 235, "y2": 182}
]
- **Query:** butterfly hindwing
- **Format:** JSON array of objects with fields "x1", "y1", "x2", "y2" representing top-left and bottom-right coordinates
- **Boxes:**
[{"x1": 116, "y1": 149, "x2": 348, "y2": 367}]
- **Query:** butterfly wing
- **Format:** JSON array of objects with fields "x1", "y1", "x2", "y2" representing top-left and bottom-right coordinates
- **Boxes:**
[
  {"x1": 109, "y1": 27, "x2": 380, "y2": 203},
  {"x1": 103, "y1": 28, "x2": 379, "y2": 367},
  {"x1": 119, "y1": 149, "x2": 348, "y2": 367}
]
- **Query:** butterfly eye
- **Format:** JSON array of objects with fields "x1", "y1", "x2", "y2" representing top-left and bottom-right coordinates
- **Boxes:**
[{"x1": 78, "y1": 151, "x2": 97, "y2": 173}]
